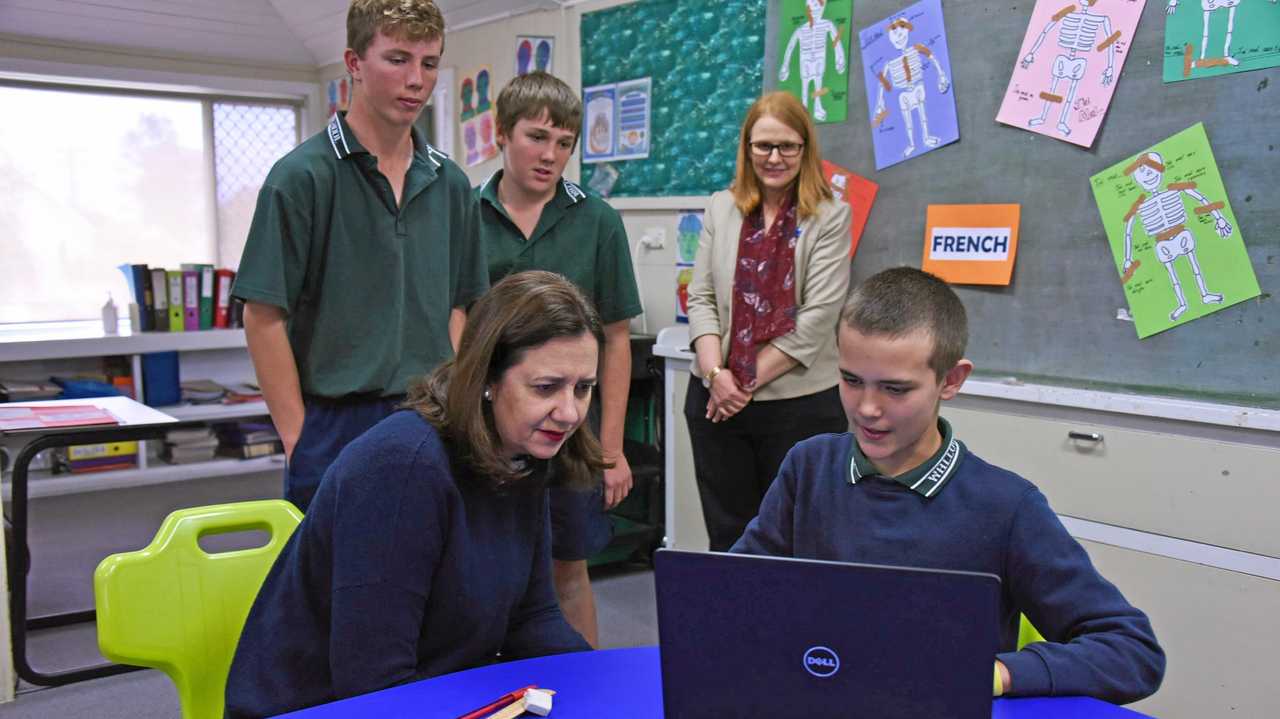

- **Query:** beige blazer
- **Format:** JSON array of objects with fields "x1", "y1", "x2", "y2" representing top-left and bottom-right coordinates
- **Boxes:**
[{"x1": 687, "y1": 189, "x2": 852, "y2": 402}]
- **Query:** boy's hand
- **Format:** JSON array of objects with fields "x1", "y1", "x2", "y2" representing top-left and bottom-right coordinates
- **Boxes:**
[{"x1": 602, "y1": 452, "x2": 633, "y2": 509}]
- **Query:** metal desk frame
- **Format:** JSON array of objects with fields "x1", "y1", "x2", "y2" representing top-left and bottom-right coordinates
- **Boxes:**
[{"x1": 3, "y1": 398, "x2": 176, "y2": 686}]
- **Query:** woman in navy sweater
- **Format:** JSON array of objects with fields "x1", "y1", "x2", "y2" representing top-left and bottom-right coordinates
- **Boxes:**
[{"x1": 226, "y1": 271, "x2": 602, "y2": 717}]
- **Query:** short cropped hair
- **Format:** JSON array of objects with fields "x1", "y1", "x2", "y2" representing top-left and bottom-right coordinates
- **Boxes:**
[
  {"x1": 405, "y1": 271, "x2": 608, "y2": 490},
  {"x1": 347, "y1": 0, "x2": 445, "y2": 57},
  {"x1": 496, "y1": 72, "x2": 583, "y2": 143},
  {"x1": 840, "y1": 267, "x2": 968, "y2": 380},
  {"x1": 731, "y1": 91, "x2": 832, "y2": 221}
]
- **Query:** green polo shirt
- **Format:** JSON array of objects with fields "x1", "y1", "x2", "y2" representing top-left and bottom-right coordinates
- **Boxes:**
[
  {"x1": 477, "y1": 171, "x2": 641, "y2": 324},
  {"x1": 848, "y1": 417, "x2": 967, "y2": 498},
  {"x1": 233, "y1": 113, "x2": 487, "y2": 398}
]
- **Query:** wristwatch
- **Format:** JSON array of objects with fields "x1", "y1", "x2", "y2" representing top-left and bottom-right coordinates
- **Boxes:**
[{"x1": 702, "y1": 365, "x2": 722, "y2": 389}]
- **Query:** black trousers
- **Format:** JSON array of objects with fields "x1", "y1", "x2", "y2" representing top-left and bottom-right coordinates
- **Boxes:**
[{"x1": 684, "y1": 382, "x2": 847, "y2": 551}]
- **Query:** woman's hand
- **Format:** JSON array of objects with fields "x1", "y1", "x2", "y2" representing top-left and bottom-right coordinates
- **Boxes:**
[{"x1": 706, "y1": 370, "x2": 752, "y2": 423}]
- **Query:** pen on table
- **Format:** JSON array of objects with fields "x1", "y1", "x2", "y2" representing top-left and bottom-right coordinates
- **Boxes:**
[{"x1": 455, "y1": 685, "x2": 536, "y2": 719}]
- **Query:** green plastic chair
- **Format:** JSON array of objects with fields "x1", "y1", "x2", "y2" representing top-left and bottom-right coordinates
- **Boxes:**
[
  {"x1": 94, "y1": 500, "x2": 303, "y2": 719},
  {"x1": 1018, "y1": 614, "x2": 1047, "y2": 649}
]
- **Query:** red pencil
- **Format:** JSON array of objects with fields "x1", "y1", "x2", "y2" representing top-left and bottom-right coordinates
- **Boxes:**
[{"x1": 455, "y1": 685, "x2": 536, "y2": 719}]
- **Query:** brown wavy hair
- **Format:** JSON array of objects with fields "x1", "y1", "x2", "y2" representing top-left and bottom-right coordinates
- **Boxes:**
[
  {"x1": 405, "y1": 271, "x2": 609, "y2": 489},
  {"x1": 496, "y1": 71, "x2": 583, "y2": 146},
  {"x1": 730, "y1": 91, "x2": 832, "y2": 220}
]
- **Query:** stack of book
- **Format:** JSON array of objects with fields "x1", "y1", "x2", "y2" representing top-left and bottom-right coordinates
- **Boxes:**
[
  {"x1": 222, "y1": 382, "x2": 264, "y2": 404},
  {"x1": 119, "y1": 263, "x2": 244, "y2": 332},
  {"x1": 216, "y1": 420, "x2": 283, "y2": 460},
  {"x1": 64, "y1": 441, "x2": 139, "y2": 474},
  {"x1": 0, "y1": 379, "x2": 62, "y2": 402},
  {"x1": 161, "y1": 426, "x2": 220, "y2": 464},
  {"x1": 180, "y1": 379, "x2": 227, "y2": 404}
]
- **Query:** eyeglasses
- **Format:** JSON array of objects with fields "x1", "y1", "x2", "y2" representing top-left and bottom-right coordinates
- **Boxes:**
[{"x1": 749, "y1": 141, "x2": 804, "y2": 158}]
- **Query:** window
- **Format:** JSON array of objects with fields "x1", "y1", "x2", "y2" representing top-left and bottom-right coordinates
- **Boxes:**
[
  {"x1": 212, "y1": 103, "x2": 300, "y2": 273},
  {"x1": 0, "y1": 82, "x2": 299, "y2": 324}
]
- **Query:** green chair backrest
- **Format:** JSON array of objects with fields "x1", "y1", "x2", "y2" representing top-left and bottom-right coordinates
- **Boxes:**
[
  {"x1": 1018, "y1": 614, "x2": 1047, "y2": 649},
  {"x1": 94, "y1": 500, "x2": 303, "y2": 719}
]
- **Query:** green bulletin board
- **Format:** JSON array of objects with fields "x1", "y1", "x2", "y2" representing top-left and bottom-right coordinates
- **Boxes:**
[{"x1": 580, "y1": 0, "x2": 765, "y2": 197}]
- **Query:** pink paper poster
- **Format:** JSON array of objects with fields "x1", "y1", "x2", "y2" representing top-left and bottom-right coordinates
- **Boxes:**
[{"x1": 996, "y1": 0, "x2": 1146, "y2": 148}]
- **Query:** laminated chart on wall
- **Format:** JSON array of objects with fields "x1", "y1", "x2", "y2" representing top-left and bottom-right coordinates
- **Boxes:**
[
  {"x1": 1164, "y1": 0, "x2": 1280, "y2": 82},
  {"x1": 997, "y1": 0, "x2": 1145, "y2": 148},
  {"x1": 580, "y1": 0, "x2": 765, "y2": 196},
  {"x1": 583, "y1": 84, "x2": 617, "y2": 163},
  {"x1": 776, "y1": 0, "x2": 853, "y2": 124},
  {"x1": 459, "y1": 67, "x2": 498, "y2": 167},
  {"x1": 859, "y1": 0, "x2": 959, "y2": 171},
  {"x1": 582, "y1": 78, "x2": 653, "y2": 163},
  {"x1": 1089, "y1": 123, "x2": 1260, "y2": 339}
]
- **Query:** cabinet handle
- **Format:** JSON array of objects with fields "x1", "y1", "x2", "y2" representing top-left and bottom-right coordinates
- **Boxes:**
[{"x1": 1068, "y1": 431, "x2": 1103, "y2": 443}]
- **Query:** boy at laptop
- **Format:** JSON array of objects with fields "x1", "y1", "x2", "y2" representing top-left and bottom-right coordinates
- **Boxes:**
[{"x1": 731, "y1": 267, "x2": 1165, "y2": 704}]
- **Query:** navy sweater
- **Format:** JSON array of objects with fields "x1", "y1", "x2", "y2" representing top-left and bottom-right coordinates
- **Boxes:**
[
  {"x1": 225, "y1": 411, "x2": 590, "y2": 718},
  {"x1": 731, "y1": 432, "x2": 1165, "y2": 704}
]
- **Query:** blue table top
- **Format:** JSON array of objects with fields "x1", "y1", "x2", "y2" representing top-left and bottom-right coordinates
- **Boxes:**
[{"x1": 278, "y1": 646, "x2": 1153, "y2": 718}]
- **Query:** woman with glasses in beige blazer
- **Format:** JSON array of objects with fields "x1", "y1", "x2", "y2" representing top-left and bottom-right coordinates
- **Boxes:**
[{"x1": 685, "y1": 91, "x2": 852, "y2": 551}]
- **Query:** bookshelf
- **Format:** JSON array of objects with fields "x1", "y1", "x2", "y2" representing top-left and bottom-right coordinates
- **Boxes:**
[
  {"x1": 1, "y1": 321, "x2": 279, "y2": 498},
  {"x1": 0, "y1": 322, "x2": 248, "y2": 362},
  {"x1": 1, "y1": 455, "x2": 282, "y2": 501}
]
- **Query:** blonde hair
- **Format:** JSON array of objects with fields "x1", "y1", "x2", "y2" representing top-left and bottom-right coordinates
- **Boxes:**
[
  {"x1": 347, "y1": 0, "x2": 446, "y2": 56},
  {"x1": 730, "y1": 91, "x2": 832, "y2": 220}
]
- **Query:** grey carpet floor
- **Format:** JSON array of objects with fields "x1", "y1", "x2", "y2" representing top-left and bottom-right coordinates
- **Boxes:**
[{"x1": 3, "y1": 473, "x2": 659, "y2": 718}]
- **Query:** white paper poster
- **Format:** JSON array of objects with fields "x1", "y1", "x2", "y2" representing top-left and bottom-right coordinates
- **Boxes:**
[
  {"x1": 614, "y1": 77, "x2": 652, "y2": 161},
  {"x1": 582, "y1": 78, "x2": 651, "y2": 163},
  {"x1": 582, "y1": 84, "x2": 616, "y2": 163}
]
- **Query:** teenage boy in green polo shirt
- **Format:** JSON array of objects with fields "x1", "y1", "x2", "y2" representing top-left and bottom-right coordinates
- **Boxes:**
[
  {"x1": 233, "y1": 0, "x2": 487, "y2": 511},
  {"x1": 732, "y1": 267, "x2": 1164, "y2": 704},
  {"x1": 477, "y1": 71, "x2": 642, "y2": 646}
]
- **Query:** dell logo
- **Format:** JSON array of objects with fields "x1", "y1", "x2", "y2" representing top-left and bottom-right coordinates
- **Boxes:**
[{"x1": 802, "y1": 646, "x2": 840, "y2": 678}]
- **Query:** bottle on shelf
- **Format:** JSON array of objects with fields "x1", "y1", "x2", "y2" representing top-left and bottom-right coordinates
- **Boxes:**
[{"x1": 102, "y1": 293, "x2": 119, "y2": 335}]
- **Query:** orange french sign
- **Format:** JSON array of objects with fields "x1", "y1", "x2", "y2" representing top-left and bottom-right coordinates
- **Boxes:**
[{"x1": 922, "y1": 204, "x2": 1021, "y2": 285}]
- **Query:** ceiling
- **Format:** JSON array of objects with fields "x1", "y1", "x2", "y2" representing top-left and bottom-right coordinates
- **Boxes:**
[{"x1": 0, "y1": 0, "x2": 567, "y2": 69}]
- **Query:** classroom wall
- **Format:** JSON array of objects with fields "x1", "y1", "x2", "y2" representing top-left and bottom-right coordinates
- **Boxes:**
[{"x1": 437, "y1": 0, "x2": 637, "y2": 188}]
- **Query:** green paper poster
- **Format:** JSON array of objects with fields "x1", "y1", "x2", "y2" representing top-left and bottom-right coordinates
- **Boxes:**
[
  {"x1": 777, "y1": 0, "x2": 853, "y2": 124},
  {"x1": 1090, "y1": 123, "x2": 1260, "y2": 339},
  {"x1": 1163, "y1": 0, "x2": 1280, "y2": 82}
]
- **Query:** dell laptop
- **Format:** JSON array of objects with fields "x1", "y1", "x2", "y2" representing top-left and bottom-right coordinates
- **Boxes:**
[{"x1": 654, "y1": 549, "x2": 1001, "y2": 719}]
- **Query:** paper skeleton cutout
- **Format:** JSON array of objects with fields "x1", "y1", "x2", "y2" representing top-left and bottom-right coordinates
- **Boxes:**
[
  {"x1": 1167, "y1": 0, "x2": 1278, "y2": 69},
  {"x1": 1020, "y1": 0, "x2": 1119, "y2": 137},
  {"x1": 1122, "y1": 152, "x2": 1232, "y2": 321},
  {"x1": 780, "y1": 0, "x2": 848, "y2": 121},
  {"x1": 872, "y1": 16, "x2": 950, "y2": 158}
]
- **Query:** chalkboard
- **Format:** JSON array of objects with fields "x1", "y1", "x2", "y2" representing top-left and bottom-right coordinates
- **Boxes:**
[
  {"x1": 765, "y1": 0, "x2": 1279, "y2": 408},
  {"x1": 580, "y1": 0, "x2": 765, "y2": 197}
]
